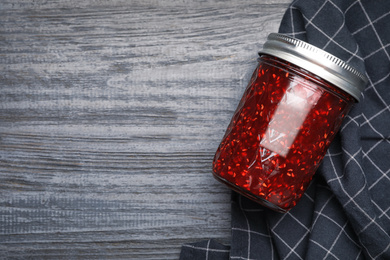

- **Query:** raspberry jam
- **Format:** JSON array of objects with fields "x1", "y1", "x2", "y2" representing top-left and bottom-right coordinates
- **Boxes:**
[{"x1": 212, "y1": 34, "x2": 367, "y2": 212}]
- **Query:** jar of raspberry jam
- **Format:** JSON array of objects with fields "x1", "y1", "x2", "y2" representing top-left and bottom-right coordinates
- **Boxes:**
[{"x1": 212, "y1": 33, "x2": 368, "y2": 212}]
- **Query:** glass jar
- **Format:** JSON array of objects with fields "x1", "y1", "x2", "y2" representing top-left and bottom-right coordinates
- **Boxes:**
[{"x1": 212, "y1": 33, "x2": 368, "y2": 212}]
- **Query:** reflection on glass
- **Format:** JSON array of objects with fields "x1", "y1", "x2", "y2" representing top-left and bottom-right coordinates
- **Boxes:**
[{"x1": 260, "y1": 82, "x2": 321, "y2": 157}]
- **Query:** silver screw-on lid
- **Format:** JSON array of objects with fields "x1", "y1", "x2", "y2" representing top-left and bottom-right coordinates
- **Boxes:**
[{"x1": 259, "y1": 33, "x2": 368, "y2": 101}]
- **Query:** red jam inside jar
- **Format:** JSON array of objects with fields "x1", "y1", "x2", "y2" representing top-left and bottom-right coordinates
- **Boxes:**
[{"x1": 212, "y1": 34, "x2": 367, "y2": 212}]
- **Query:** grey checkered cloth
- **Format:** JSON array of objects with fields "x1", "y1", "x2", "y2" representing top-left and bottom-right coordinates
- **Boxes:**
[{"x1": 180, "y1": 0, "x2": 390, "y2": 259}]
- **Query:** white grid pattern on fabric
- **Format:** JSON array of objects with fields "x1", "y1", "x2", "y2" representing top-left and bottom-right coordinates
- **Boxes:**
[
  {"x1": 371, "y1": 199, "x2": 390, "y2": 220},
  {"x1": 181, "y1": 244, "x2": 230, "y2": 253},
  {"x1": 230, "y1": 257, "x2": 257, "y2": 260},
  {"x1": 321, "y1": 0, "x2": 345, "y2": 50},
  {"x1": 292, "y1": 4, "x2": 363, "y2": 61},
  {"x1": 309, "y1": 239, "x2": 342, "y2": 260},
  {"x1": 282, "y1": 229, "x2": 310, "y2": 259},
  {"x1": 358, "y1": 1, "x2": 390, "y2": 60},
  {"x1": 313, "y1": 210, "x2": 361, "y2": 248},
  {"x1": 323, "y1": 221, "x2": 349, "y2": 259},
  {"x1": 243, "y1": 207, "x2": 251, "y2": 260},
  {"x1": 269, "y1": 211, "x2": 309, "y2": 260},
  {"x1": 326, "y1": 146, "x2": 388, "y2": 238}
]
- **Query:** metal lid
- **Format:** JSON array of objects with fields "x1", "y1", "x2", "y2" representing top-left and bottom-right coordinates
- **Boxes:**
[{"x1": 259, "y1": 33, "x2": 368, "y2": 101}]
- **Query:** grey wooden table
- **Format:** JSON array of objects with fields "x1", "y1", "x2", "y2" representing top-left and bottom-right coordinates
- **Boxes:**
[{"x1": 0, "y1": 0, "x2": 289, "y2": 258}]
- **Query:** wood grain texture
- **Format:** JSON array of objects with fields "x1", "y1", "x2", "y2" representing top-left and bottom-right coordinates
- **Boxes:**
[{"x1": 0, "y1": 0, "x2": 289, "y2": 258}]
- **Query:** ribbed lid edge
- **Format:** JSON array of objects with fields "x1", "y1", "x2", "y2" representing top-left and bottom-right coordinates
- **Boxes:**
[{"x1": 259, "y1": 33, "x2": 368, "y2": 101}]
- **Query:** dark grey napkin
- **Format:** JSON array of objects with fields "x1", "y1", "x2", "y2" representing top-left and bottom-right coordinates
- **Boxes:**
[{"x1": 180, "y1": 0, "x2": 390, "y2": 259}]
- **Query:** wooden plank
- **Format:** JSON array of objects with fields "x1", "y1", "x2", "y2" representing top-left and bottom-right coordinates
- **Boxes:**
[{"x1": 0, "y1": 0, "x2": 290, "y2": 258}]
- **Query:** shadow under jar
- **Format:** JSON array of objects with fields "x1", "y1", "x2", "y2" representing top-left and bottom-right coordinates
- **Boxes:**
[{"x1": 212, "y1": 33, "x2": 368, "y2": 212}]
